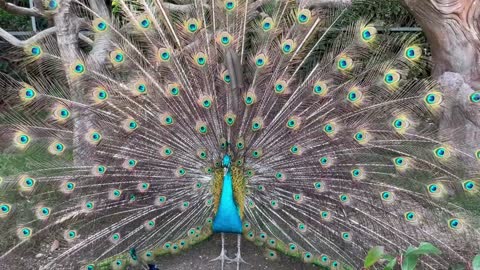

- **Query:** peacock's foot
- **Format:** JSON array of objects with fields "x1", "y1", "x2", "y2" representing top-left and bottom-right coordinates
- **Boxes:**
[
  {"x1": 227, "y1": 234, "x2": 249, "y2": 270},
  {"x1": 210, "y1": 233, "x2": 233, "y2": 270},
  {"x1": 228, "y1": 253, "x2": 249, "y2": 270},
  {"x1": 210, "y1": 249, "x2": 234, "y2": 270}
]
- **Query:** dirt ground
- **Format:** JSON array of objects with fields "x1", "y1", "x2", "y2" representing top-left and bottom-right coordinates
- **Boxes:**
[{"x1": 152, "y1": 233, "x2": 318, "y2": 270}]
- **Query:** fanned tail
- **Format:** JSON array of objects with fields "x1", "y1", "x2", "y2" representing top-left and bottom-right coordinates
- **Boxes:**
[{"x1": 0, "y1": 0, "x2": 479, "y2": 269}]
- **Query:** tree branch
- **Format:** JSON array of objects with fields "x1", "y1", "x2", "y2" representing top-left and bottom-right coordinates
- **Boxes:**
[
  {"x1": 161, "y1": 2, "x2": 210, "y2": 12},
  {"x1": 78, "y1": 32, "x2": 94, "y2": 45},
  {"x1": 162, "y1": 2, "x2": 195, "y2": 12},
  {"x1": 0, "y1": 27, "x2": 57, "y2": 47},
  {"x1": 297, "y1": 0, "x2": 352, "y2": 8},
  {"x1": 0, "y1": 0, "x2": 46, "y2": 17}
]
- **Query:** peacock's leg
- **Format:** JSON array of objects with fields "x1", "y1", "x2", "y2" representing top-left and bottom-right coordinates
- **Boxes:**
[
  {"x1": 229, "y1": 234, "x2": 248, "y2": 270},
  {"x1": 210, "y1": 233, "x2": 233, "y2": 270}
]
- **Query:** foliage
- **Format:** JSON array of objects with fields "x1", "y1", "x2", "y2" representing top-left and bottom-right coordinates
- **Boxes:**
[
  {"x1": 0, "y1": 7, "x2": 32, "y2": 31},
  {"x1": 402, "y1": 243, "x2": 441, "y2": 270},
  {"x1": 364, "y1": 245, "x2": 480, "y2": 270},
  {"x1": 474, "y1": 254, "x2": 480, "y2": 270},
  {"x1": 364, "y1": 246, "x2": 385, "y2": 268},
  {"x1": 363, "y1": 243, "x2": 442, "y2": 270},
  {"x1": 112, "y1": 0, "x2": 121, "y2": 15},
  {"x1": 341, "y1": 0, "x2": 415, "y2": 27},
  {"x1": 0, "y1": 0, "x2": 50, "y2": 30},
  {"x1": 115, "y1": 0, "x2": 415, "y2": 27}
]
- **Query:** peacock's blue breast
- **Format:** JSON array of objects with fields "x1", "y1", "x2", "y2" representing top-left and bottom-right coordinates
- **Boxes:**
[{"x1": 212, "y1": 170, "x2": 243, "y2": 234}]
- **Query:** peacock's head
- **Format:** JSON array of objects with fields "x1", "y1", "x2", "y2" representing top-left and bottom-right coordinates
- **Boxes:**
[{"x1": 222, "y1": 154, "x2": 232, "y2": 168}]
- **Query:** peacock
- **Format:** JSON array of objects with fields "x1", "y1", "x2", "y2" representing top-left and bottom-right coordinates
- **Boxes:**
[{"x1": 0, "y1": 0, "x2": 479, "y2": 269}]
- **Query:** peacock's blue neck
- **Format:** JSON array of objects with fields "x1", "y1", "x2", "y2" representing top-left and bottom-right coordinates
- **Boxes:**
[{"x1": 212, "y1": 155, "x2": 243, "y2": 234}]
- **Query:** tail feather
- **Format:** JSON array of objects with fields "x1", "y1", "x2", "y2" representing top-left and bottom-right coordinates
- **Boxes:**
[{"x1": 0, "y1": 0, "x2": 479, "y2": 269}]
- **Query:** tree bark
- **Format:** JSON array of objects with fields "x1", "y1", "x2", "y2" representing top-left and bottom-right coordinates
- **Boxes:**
[
  {"x1": 401, "y1": 0, "x2": 480, "y2": 88},
  {"x1": 53, "y1": 0, "x2": 96, "y2": 167}
]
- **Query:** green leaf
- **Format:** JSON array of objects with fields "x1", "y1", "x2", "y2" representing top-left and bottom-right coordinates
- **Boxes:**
[
  {"x1": 402, "y1": 243, "x2": 441, "y2": 270},
  {"x1": 384, "y1": 257, "x2": 397, "y2": 270},
  {"x1": 473, "y1": 254, "x2": 480, "y2": 270},
  {"x1": 406, "y1": 242, "x2": 441, "y2": 256},
  {"x1": 383, "y1": 254, "x2": 395, "y2": 261},
  {"x1": 364, "y1": 246, "x2": 385, "y2": 267},
  {"x1": 404, "y1": 245, "x2": 417, "y2": 255},
  {"x1": 402, "y1": 254, "x2": 420, "y2": 270}
]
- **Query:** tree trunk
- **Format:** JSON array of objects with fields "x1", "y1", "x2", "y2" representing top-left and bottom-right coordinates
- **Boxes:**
[
  {"x1": 401, "y1": 0, "x2": 480, "y2": 88},
  {"x1": 53, "y1": 0, "x2": 95, "y2": 167}
]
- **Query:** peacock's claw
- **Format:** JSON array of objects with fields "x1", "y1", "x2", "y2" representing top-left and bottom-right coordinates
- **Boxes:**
[
  {"x1": 210, "y1": 250, "x2": 234, "y2": 270},
  {"x1": 229, "y1": 254, "x2": 248, "y2": 264},
  {"x1": 210, "y1": 249, "x2": 233, "y2": 262}
]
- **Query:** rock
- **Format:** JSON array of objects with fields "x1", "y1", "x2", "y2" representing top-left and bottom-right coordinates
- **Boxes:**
[{"x1": 50, "y1": 240, "x2": 59, "y2": 252}]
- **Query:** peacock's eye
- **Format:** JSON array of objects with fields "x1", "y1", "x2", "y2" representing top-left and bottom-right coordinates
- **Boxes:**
[
  {"x1": 85, "y1": 202, "x2": 94, "y2": 209},
  {"x1": 261, "y1": 17, "x2": 274, "y2": 31},
  {"x1": 225, "y1": 1, "x2": 235, "y2": 10},
  {"x1": 30, "y1": 45, "x2": 42, "y2": 56},
  {"x1": 297, "y1": 9, "x2": 311, "y2": 24},
  {"x1": 324, "y1": 124, "x2": 334, "y2": 133},
  {"x1": 424, "y1": 92, "x2": 441, "y2": 106},
  {"x1": 97, "y1": 21, "x2": 106, "y2": 30},
  {"x1": 405, "y1": 211, "x2": 415, "y2": 221},
  {"x1": 319, "y1": 157, "x2": 328, "y2": 165},
  {"x1": 362, "y1": 30, "x2": 371, "y2": 40},
  {"x1": 49, "y1": 0, "x2": 57, "y2": 9},
  {"x1": 448, "y1": 218, "x2": 461, "y2": 230},
  {"x1": 1, "y1": 204, "x2": 10, "y2": 212},
  {"x1": 74, "y1": 64, "x2": 85, "y2": 73},
  {"x1": 224, "y1": 74, "x2": 231, "y2": 83},
  {"x1": 66, "y1": 182, "x2": 75, "y2": 191},
  {"x1": 337, "y1": 56, "x2": 353, "y2": 71},
  {"x1": 41, "y1": 207, "x2": 50, "y2": 216},
  {"x1": 254, "y1": 54, "x2": 267, "y2": 67},
  {"x1": 140, "y1": 19, "x2": 150, "y2": 28},
  {"x1": 470, "y1": 91, "x2": 480, "y2": 103},
  {"x1": 462, "y1": 180, "x2": 475, "y2": 191},
  {"x1": 26, "y1": 89, "x2": 34, "y2": 97},
  {"x1": 434, "y1": 147, "x2": 449, "y2": 159},
  {"x1": 347, "y1": 88, "x2": 362, "y2": 103},
  {"x1": 19, "y1": 227, "x2": 32, "y2": 238},
  {"x1": 404, "y1": 46, "x2": 422, "y2": 60}
]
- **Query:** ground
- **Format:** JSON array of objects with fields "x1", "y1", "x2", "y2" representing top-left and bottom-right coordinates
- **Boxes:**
[{"x1": 156, "y1": 233, "x2": 317, "y2": 270}]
